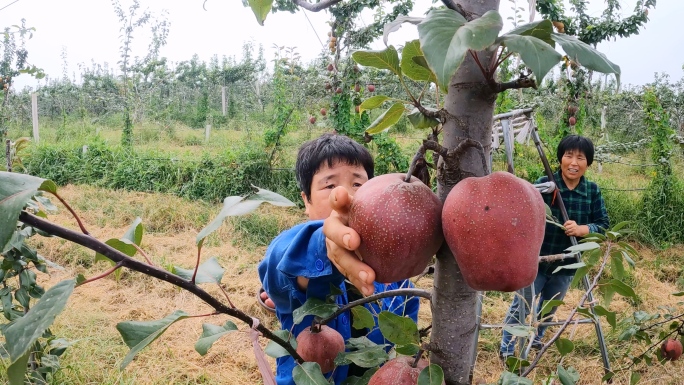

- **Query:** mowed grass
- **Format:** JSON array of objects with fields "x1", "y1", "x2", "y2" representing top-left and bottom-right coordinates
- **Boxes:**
[{"x1": 0, "y1": 181, "x2": 682, "y2": 384}]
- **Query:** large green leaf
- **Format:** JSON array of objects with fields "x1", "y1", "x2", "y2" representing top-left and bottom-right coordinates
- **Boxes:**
[
  {"x1": 498, "y1": 35, "x2": 562, "y2": 85},
  {"x1": 197, "y1": 189, "x2": 294, "y2": 248},
  {"x1": 122, "y1": 217, "x2": 143, "y2": 246},
  {"x1": 366, "y1": 102, "x2": 405, "y2": 134},
  {"x1": 265, "y1": 330, "x2": 297, "y2": 359},
  {"x1": 292, "y1": 298, "x2": 339, "y2": 326},
  {"x1": 502, "y1": 325, "x2": 534, "y2": 337},
  {"x1": 401, "y1": 40, "x2": 435, "y2": 82},
  {"x1": 418, "y1": 9, "x2": 503, "y2": 90},
  {"x1": 498, "y1": 371, "x2": 533, "y2": 385},
  {"x1": 555, "y1": 338, "x2": 574, "y2": 356},
  {"x1": 377, "y1": 311, "x2": 419, "y2": 346},
  {"x1": 539, "y1": 299, "x2": 564, "y2": 317},
  {"x1": 551, "y1": 32, "x2": 621, "y2": 83},
  {"x1": 383, "y1": 16, "x2": 424, "y2": 45},
  {"x1": 195, "y1": 321, "x2": 238, "y2": 355},
  {"x1": 609, "y1": 279, "x2": 636, "y2": 298},
  {"x1": 351, "y1": 305, "x2": 375, "y2": 330},
  {"x1": 506, "y1": 19, "x2": 555, "y2": 46},
  {"x1": 552, "y1": 261, "x2": 586, "y2": 274},
  {"x1": 565, "y1": 242, "x2": 600, "y2": 253},
  {"x1": 292, "y1": 362, "x2": 329, "y2": 385},
  {"x1": 352, "y1": 46, "x2": 401, "y2": 76},
  {"x1": 0, "y1": 173, "x2": 48, "y2": 250},
  {"x1": 557, "y1": 364, "x2": 580, "y2": 385},
  {"x1": 116, "y1": 310, "x2": 189, "y2": 369},
  {"x1": 334, "y1": 345, "x2": 388, "y2": 368},
  {"x1": 407, "y1": 107, "x2": 440, "y2": 129},
  {"x1": 5, "y1": 280, "x2": 75, "y2": 362},
  {"x1": 418, "y1": 364, "x2": 444, "y2": 385},
  {"x1": 7, "y1": 351, "x2": 30, "y2": 385},
  {"x1": 247, "y1": 0, "x2": 273, "y2": 26},
  {"x1": 359, "y1": 95, "x2": 391, "y2": 113},
  {"x1": 173, "y1": 257, "x2": 226, "y2": 284}
]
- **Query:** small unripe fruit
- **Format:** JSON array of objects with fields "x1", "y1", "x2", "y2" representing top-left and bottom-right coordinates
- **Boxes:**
[
  {"x1": 309, "y1": 116, "x2": 317, "y2": 124},
  {"x1": 367, "y1": 84, "x2": 375, "y2": 92},
  {"x1": 336, "y1": 87, "x2": 342, "y2": 94},
  {"x1": 661, "y1": 339, "x2": 683, "y2": 361},
  {"x1": 325, "y1": 82, "x2": 332, "y2": 90},
  {"x1": 355, "y1": 105, "x2": 360, "y2": 113},
  {"x1": 353, "y1": 65, "x2": 360, "y2": 73},
  {"x1": 349, "y1": 173, "x2": 443, "y2": 283},
  {"x1": 355, "y1": 84, "x2": 361, "y2": 92},
  {"x1": 567, "y1": 105, "x2": 578, "y2": 115},
  {"x1": 296, "y1": 325, "x2": 345, "y2": 373},
  {"x1": 320, "y1": 108, "x2": 327, "y2": 116},
  {"x1": 369, "y1": 357, "x2": 433, "y2": 385},
  {"x1": 569, "y1": 116, "x2": 577, "y2": 126},
  {"x1": 327, "y1": 63, "x2": 334, "y2": 71}
]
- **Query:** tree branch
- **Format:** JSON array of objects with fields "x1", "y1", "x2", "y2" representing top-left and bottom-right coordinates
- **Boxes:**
[
  {"x1": 491, "y1": 77, "x2": 537, "y2": 93},
  {"x1": 440, "y1": 0, "x2": 475, "y2": 21},
  {"x1": 18, "y1": 211, "x2": 304, "y2": 363},
  {"x1": 405, "y1": 140, "x2": 450, "y2": 183},
  {"x1": 317, "y1": 288, "x2": 432, "y2": 326},
  {"x1": 291, "y1": 0, "x2": 345, "y2": 12},
  {"x1": 447, "y1": 139, "x2": 489, "y2": 176}
]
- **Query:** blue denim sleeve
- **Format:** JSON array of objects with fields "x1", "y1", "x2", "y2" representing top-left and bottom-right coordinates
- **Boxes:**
[
  {"x1": 258, "y1": 220, "x2": 345, "y2": 314},
  {"x1": 365, "y1": 279, "x2": 420, "y2": 345}
]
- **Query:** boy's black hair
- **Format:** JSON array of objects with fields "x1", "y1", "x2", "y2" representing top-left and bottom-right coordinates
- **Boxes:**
[
  {"x1": 296, "y1": 133, "x2": 374, "y2": 202},
  {"x1": 557, "y1": 135, "x2": 595, "y2": 166}
]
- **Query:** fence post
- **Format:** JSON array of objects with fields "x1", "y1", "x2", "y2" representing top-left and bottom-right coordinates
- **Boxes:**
[
  {"x1": 205, "y1": 124, "x2": 211, "y2": 142},
  {"x1": 31, "y1": 92, "x2": 39, "y2": 143},
  {"x1": 5, "y1": 139, "x2": 11, "y2": 172},
  {"x1": 222, "y1": 86, "x2": 227, "y2": 116}
]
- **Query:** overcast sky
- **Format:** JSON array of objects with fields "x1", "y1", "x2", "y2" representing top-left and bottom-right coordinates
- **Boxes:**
[{"x1": 2, "y1": 0, "x2": 682, "y2": 90}]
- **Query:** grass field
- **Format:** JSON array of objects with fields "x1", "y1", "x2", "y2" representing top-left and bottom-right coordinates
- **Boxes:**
[{"x1": 2, "y1": 122, "x2": 684, "y2": 384}]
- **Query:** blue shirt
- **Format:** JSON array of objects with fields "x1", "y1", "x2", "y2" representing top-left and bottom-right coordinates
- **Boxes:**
[{"x1": 258, "y1": 220, "x2": 420, "y2": 385}]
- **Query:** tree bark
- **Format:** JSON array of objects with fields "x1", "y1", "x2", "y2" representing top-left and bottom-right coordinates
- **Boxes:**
[{"x1": 430, "y1": 1, "x2": 500, "y2": 384}]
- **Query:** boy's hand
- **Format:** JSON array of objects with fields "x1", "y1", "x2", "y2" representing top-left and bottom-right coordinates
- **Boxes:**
[{"x1": 323, "y1": 187, "x2": 376, "y2": 296}]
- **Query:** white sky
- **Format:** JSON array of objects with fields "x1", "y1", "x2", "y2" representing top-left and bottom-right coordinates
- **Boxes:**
[{"x1": 2, "y1": 0, "x2": 682, "y2": 90}]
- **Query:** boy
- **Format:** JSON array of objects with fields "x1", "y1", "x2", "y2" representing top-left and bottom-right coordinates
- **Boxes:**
[
  {"x1": 499, "y1": 134, "x2": 610, "y2": 359},
  {"x1": 258, "y1": 133, "x2": 419, "y2": 385}
]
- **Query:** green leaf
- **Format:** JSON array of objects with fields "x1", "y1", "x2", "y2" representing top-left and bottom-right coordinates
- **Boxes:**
[
  {"x1": 401, "y1": 40, "x2": 434, "y2": 82},
  {"x1": 383, "y1": 16, "x2": 424, "y2": 46},
  {"x1": 407, "y1": 107, "x2": 440, "y2": 129},
  {"x1": 116, "y1": 310, "x2": 189, "y2": 369},
  {"x1": 292, "y1": 298, "x2": 339, "y2": 326},
  {"x1": 247, "y1": 0, "x2": 273, "y2": 26},
  {"x1": 366, "y1": 103, "x2": 405, "y2": 134},
  {"x1": 552, "y1": 262, "x2": 585, "y2": 274},
  {"x1": 540, "y1": 299, "x2": 564, "y2": 317},
  {"x1": 122, "y1": 217, "x2": 143, "y2": 246},
  {"x1": 498, "y1": 370, "x2": 533, "y2": 385},
  {"x1": 557, "y1": 364, "x2": 580, "y2": 385},
  {"x1": 672, "y1": 291, "x2": 684, "y2": 297},
  {"x1": 334, "y1": 345, "x2": 388, "y2": 368},
  {"x1": 265, "y1": 330, "x2": 297, "y2": 359},
  {"x1": 359, "y1": 95, "x2": 390, "y2": 113},
  {"x1": 395, "y1": 343, "x2": 420, "y2": 356},
  {"x1": 96, "y1": 238, "x2": 137, "y2": 264},
  {"x1": 609, "y1": 279, "x2": 636, "y2": 298},
  {"x1": 15, "y1": 287, "x2": 29, "y2": 308},
  {"x1": 593, "y1": 305, "x2": 616, "y2": 328},
  {"x1": 565, "y1": 242, "x2": 600, "y2": 253},
  {"x1": 630, "y1": 371, "x2": 641, "y2": 385},
  {"x1": 551, "y1": 33, "x2": 621, "y2": 83},
  {"x1": 248, "y1": 186, "x2": 297, "y2": 207},
  {"x1": 173, "y1": 257, "x2": 225, "y2": 284},
  {"x1": 610, "y1": 251, "x2": 625, "y2": 280},
  {"x1": 602, "y1": 371, "x2": 615, "y2": 382},
  {"x1": 418, "y1": 364, "x2": 444, "y2": 385},
  {"x1": 377, "y1": 311, "x2": 419, "y2": 346},
  {"x1": 498, "y1": 34, "x2": 562, "y2": 84},
  {"x1": 292, "y1": 362, "x2": 329, "y2": 385},
  {"x1": 352, "y1": 46, "x2": 401, "y2": 76},
  {"x1": 506, "y1": 19, "x2": 555, "y2": 46},
  {"x1": 5, "y1": 280, "x2": 75, "y2": 363},
  {"x1": 351, "y1": 306, "x2": 375, "y2": 330},
  {"x1": 621, "y1": 251, "x2": 635, "y2": 269},
  {"x1": 341, "y1": 367, "x2": 378, "y2": 385},
  {"x1": 502, "y1": 325, "x2": 534, "y2": 337},
  {"x1": 418, "y1": 9, "x2": 503, "y2": 90},
  {"x1": 346, "y1": 336, "x2": 379, "y2": 350},
  {"x1": 612, "y1": 221, "x2": 632, "y2": 232},
  {"x1": 195, "y1": 321, "x2": 238, "y2": 356},
  {"x1": 555, "y1": 338, "x2": 574, "y2": 356},
  {"x1": 8, "y1": 350, "x2": 30, "y2": 385}
]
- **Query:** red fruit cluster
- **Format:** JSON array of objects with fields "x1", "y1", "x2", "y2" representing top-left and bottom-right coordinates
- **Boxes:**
[{"x1": 662, "y1": 339, "x2": 683, "y2": 361}]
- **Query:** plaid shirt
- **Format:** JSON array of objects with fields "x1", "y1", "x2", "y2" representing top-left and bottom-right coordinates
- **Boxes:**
[{"x1": 536, "y1": 171, "x2": 610, "y2": 275}]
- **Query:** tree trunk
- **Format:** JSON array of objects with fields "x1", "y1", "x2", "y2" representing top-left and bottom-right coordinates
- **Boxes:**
[{"x1": 430, "y1": 2, "x2": 500, "y2": 384}]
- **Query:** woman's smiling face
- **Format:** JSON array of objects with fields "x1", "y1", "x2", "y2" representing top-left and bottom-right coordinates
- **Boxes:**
[{"x1": 560, "y1": 149, "x2": 588, "y2": 185}]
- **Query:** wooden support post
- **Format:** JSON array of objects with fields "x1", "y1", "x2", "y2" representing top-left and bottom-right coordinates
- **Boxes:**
[
  {"x1": 31, "y1": 92, "x2": 39, "y2": 143},
  {"x1": 221, "y1": 86, "x2": 227, "y2": 116},
  {"x1": 5, "y1": 139, "x2": 11, "y2": 172},
  {"x1": 205, "y1": 124, "x2": 211, "y2": 142}
]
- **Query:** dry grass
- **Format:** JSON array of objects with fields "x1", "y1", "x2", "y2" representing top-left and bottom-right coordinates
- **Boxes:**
[{"x1": 3, "y1": 183, "x2": 683, "y2": 384}]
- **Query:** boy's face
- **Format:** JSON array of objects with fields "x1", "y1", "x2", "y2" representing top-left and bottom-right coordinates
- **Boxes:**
[
  {"x1": 302, "y1": 161, "x2": 369, "y2": 220},
  {"x1": 560, "y1": 149, "x2": 588, "y2": 183}
]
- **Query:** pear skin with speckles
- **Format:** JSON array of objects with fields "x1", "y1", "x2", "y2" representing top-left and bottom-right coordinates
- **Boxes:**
[
  {"x1": 349, "y1": 173, "x2": 443, "y2": 283},
  {"x1": 442, "y1": 171, "x2": 545, "y2": 291}
]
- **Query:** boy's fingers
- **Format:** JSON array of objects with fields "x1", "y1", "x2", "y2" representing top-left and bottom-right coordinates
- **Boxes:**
[
  {"x1": 323, "y1": 212, "x2": 361, "y2": 250},
  {"x1": 325, "y1": 238, "x2": 376, "y2": 296},
  {"x1": 329, "y1": 186, "x2": 352, "y2": 215}
]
